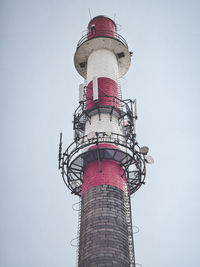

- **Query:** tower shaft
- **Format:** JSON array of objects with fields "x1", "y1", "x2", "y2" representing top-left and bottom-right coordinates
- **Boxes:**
[
  {"x1": 79, "y1": 185, "x2": 131, "y2": 266},
  {"x1": 78, "y1": 16, "x2": 133, "y2": 267},
  {"x1": 59, "y1": 15, "x2": 150, "y2": 267}
]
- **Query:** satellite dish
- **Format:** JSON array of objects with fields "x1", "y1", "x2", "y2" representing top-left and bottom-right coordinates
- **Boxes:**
[
  {"x1": 105, "y1": 131, "x2": 111, "y2": 136},
  {"x1": 144, "y1": 155, "x2": 154, "y2": 164},
  {"x1": 140, "y1": 146, "x2": 149, "y2": 155},
  {"x1": 87, "y1": 131, "x2": 96, "y2": 140}
]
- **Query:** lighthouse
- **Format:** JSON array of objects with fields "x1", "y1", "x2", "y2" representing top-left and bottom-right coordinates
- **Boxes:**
[{"x1": 59, "y1": 15, "x2": 153, "y2": 267}]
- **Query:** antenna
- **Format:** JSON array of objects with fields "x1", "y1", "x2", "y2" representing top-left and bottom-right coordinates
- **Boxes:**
[
  {"x1": 88, "y1": 8, "x2": 92, "y2": 19},
  {"x1": 93, "y1": 76, "x2": 98, "y2": 100},
  {"x1": 133, "y1": 99, "x2": 137, "y2": 119},
  {"x1": 58, "y1": 132, "x2": 62, "y2": 169},
  {"x1": 144, "y1": 155, "x2": 154, "y2": 164},
  {"x1": 140, "y1": 146, "x2": 149, "y2": 155},
  {"x1": 79, "y1": 83, "x2": 84, "y2": 103},
  {"x1": 114, "y1": 13, "x2": 116, "y2": 22}
]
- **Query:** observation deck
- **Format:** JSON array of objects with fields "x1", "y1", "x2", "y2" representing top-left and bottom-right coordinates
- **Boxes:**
[
  {"x1": 76, "y1": 29, "x2": 128, "y2": 50},
  {"x1": 74, "y1": 16, "x2": 131, "y2": 79},
  {"x1": 59, "y1": 131, "x2": 146, "y2": 196}
]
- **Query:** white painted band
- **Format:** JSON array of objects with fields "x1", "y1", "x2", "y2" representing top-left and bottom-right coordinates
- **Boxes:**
[
  {"x1": 85, "y1": 113, "x2": 123, "y2": 136},
  {"x1": 87, "y1": 49, "x2": 119, "y2": 84}
]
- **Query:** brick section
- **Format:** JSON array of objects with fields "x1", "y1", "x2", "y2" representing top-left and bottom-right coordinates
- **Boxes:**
[
  {"x1": 88, "y1": 16, "x2": 116, "y2": 38},
  {"x1": 79, "y1": 185, "x2": 130, "y2": 267},
  {"x1": 86, "y1": 77, "x2": 119, "y2": 110}
]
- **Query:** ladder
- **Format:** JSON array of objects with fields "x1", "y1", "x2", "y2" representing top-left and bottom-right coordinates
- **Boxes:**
[
  {"x1": 124, "y1": 182, "x2": 135, "y2": 267},
  {"x1": 76, "y1": 198, "x2": 82, "y2": 267},
  {"x1": 117, "y1": 78, "x2": 122, "y2": 100}
]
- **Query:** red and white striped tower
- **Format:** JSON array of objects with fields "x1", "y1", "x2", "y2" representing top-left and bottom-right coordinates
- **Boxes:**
[{"x1": 59, "y1": 15, "x2": 153, "y2": 267}]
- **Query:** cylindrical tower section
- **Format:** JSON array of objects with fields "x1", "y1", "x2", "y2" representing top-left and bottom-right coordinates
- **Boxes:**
[
  {"x1": 79, "y1": 185, "x2": 130, "y2": 267},
  {"x1": 88, "y1": 15, "x2": 116, "y2": 38},
  {"x1": 86, "y1": 77, "x2": 119, "y2": 110},
  {"x1": 77, "y1": 16, "x2": 132, "y2": 267},
  {"x1": 59, "y1": 14, "x2": 150, "y2": 267},
  {"x1": 87, "y1": 49, "x2": 119, "y2": 84}
]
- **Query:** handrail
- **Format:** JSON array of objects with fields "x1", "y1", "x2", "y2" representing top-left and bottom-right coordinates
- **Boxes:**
[
  {"x1": 76, "y1": 29, "x2": 128, "y2": 49},
  {"x1": 63, "y1": 131, "x2": 135, "y2": 163},
  {"x1": 74, "y1": 95, "x2": 135, "y2": 128},
  {"x1": 76, "y1": 95, "x2": 132, "y2": 114},
  {"x1": 59, "y1": 130, "x2": 146, "y2": 196}
]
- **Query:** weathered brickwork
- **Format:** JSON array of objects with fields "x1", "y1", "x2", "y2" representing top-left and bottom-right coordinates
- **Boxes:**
[{"x1": 79, "y1": 185, "x2": 130, "y2": 267}]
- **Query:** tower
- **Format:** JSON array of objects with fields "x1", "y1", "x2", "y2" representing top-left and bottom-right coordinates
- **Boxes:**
[{"x1": 59, "y1": 15, "x2": 153, "y2": 267}]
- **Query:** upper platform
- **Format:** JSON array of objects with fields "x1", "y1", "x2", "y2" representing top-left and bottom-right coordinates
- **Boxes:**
[{"x1": 74, "y1": 16, "x2": 131, "y2": 79}]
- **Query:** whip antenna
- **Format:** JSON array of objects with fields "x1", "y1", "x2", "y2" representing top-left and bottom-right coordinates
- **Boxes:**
[{"x1": 88, "y1": 8, "x2": 92, "y2": 19}]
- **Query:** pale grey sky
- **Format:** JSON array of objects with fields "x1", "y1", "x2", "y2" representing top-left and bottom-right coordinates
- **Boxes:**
[{"x1": 1, "y1": 0, "x2": 200, "y2": 266}]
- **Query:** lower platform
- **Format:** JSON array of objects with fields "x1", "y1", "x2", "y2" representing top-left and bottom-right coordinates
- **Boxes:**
[{"x1": 60, "y1": 134, "x2": 146, "y2": 196}]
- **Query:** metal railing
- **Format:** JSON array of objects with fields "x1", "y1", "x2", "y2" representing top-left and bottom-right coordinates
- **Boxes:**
[
  {"x1": 73, "y1": 94, "x2": 136, "y2": 137},
  {"x1": 76, "y1": 29, "x2": 128, "y2": 49},
  {"x1": 58, "y1": 131, "x2": 146, "y2": 196},
  {"x1": 63, "y1": 132, "x2": 135, "y2": 165}
]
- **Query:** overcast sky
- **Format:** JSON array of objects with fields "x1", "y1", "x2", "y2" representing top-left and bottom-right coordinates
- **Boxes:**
[{"x1": 1, "y1": 0, "x2": 200, "y2": 266}]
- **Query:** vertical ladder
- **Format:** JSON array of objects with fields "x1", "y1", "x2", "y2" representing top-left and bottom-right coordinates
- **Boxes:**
[
  {"x1": 117, "y1": 78, "x2": 123, "y2": 110},
  {"x1": 124, "y1": 182, "x2": 135, "y2": 267},
  {"x1": 76, "y1": 198, "x2": 82, "y2": 267},
  {"x1": 83, "y1": 79, "x2": 87, "y2": 110},
  {"x1": 117, "y1": 78, "x2": 122, "y2": 100}
]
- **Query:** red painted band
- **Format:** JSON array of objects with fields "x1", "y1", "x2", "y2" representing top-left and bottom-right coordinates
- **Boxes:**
[
  {"x1": 89, "y1": 143, "x2": 119, "y2": 150},
  {"x1": 86, "y1": 77, "x2": 119, "y2": 110},
  {"x1": 88, "y1": 16, "x2": 116, "y2": 38},
  {"x1": 82, "y1": 159, "x2": 126, "y2": 196}
]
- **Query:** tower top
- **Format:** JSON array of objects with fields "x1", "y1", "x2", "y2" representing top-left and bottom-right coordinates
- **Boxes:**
[
  {"x1": 74, "y1": 14, "x2": 131, "y2": 78},
  {"x1": 88, "y1": 15, "x2": 117, "y2": 31}
]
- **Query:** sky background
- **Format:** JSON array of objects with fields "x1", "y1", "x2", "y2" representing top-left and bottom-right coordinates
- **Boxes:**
[{"x1": 1, "y1": 0, "x2": 200, "y2": 266}]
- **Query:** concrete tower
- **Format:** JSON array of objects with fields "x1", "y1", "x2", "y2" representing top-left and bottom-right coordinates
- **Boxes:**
[{"x1": 59, "y1": 15, "x2": 153, "y2": 267}]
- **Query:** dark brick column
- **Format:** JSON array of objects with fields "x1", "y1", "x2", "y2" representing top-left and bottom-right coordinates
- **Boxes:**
[{"x1": 78, "y1": 185, "x2": 130, "y2": 267}]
